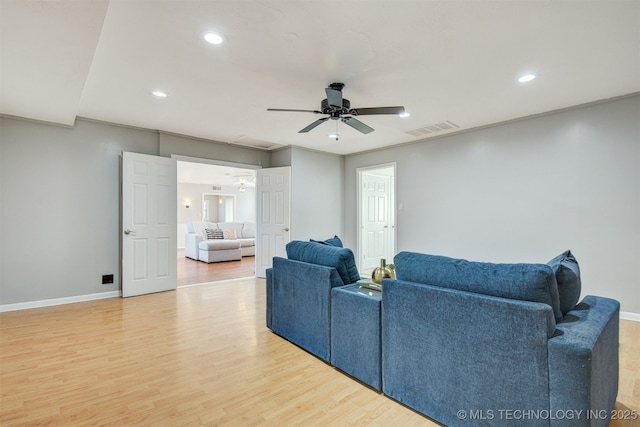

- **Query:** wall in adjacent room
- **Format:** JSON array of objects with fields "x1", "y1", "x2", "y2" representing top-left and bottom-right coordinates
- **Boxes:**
[
  {"x1": 177, "y1": 182, "x2": 256, "y2": 248},
  {"x1": 344, "y1": 95, "x2": 640, "y2": 315}
]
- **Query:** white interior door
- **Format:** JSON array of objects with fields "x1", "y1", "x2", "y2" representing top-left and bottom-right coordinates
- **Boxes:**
[
  {"x1": 122, "y1": 152, "x2": 177, "y2": 297},
  {"x1": 359, "y1": 165, "x2": 395, "y2": 274},
  {"x1": 255, "y1": 166, "x2": 291, "y2": 278}
]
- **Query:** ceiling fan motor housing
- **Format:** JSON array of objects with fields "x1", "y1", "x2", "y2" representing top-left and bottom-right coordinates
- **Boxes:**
[
  {"x1": 321, "y1": 98, "x2": 351, "y2": 119},
  {"x1": 267, "y1": 81, "x2": 404, "y2": 134}
]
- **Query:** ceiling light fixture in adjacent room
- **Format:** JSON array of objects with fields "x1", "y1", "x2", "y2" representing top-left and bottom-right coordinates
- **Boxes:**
[
  {"x1": 204, "y1": 32, "x2": 224, "y2": 45},
  {"x1": 518, "y1": 74, "x2": 536, "y2": 83}
]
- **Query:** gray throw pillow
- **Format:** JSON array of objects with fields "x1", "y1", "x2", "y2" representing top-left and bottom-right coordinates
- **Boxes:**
[{"x1": 205, "y1": 228, "x2": 224, "y2": 239}]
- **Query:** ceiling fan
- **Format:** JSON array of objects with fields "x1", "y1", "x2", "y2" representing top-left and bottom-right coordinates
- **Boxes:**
[{"x1": 267, "y1": 82, "x2": 406, "y2": 138}]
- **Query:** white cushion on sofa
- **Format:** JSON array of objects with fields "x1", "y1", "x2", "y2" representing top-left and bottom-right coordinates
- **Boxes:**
[
  {"x1": 190, "y1": 221, "x2": 215, "y2": 238},
  {"x1": 242, "y1": 222, "x2": 256, "y2": 238},
  {"x1": 217, "y1": 222, "x2": 244, "y2": 238},
  {"x1": 199, "y1": 239, "x2": 241, "y2": 250},
  {"x1": 237, "y1": 238, "x2": 255, "y2": 248}
]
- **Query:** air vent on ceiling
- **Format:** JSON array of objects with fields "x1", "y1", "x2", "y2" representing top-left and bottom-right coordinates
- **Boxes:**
[
  {"x1": 405, "y1": 120, "x2": 460, "y2": 137},
  {"x1": 231, "y1": 137, "x2": 282, "y2": 150}
]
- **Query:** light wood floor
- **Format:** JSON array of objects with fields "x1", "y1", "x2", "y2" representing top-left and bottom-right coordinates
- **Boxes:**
[
  {"x1": 1, "y1": 278, "x2": 638, "y2": 426},
  {"x1": 177, "y1": 249, "x2": 255, "y2": 287}
]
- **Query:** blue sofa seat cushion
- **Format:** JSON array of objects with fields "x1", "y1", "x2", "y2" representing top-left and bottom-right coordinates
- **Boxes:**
[
  {"x1": 547, "y1": 250, "x2": 581, "y2": 316},
  {"x1": 394, "y1": 251, "x2": 563, "y2": 322},
  {"x1": 286, "y1": 240, "x2": 360, "y2": 285}
]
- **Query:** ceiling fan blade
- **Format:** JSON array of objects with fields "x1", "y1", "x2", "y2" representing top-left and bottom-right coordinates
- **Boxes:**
[
  {"x1": 299, "y1": 117, "x2": 329, "y2": 133},
  {"x1": 349, "y1": 106, "x2": 405, "y2": 116},
  {"x1": 267, "y1": 108, "x2": 321, "y2": 114},
  {"x1": 342, "y1": 117, "x2": 374, "y2": 134},
  {"x1": 325, "y1": 88, "x2": 343, "y2": 108}
]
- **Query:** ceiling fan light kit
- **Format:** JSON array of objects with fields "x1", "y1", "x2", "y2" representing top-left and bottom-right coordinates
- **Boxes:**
[{"x1": 267, "y1": 82, "x2": 406, "y2": 137}]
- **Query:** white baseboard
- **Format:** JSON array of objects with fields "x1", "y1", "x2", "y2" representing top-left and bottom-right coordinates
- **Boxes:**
[
  {"x1": 620, "y1": 311, "x2": 640, "y2": 322},
  {"x1": 2, "y1": 291, "x2": 639, "y2": 322},
  {"x1": 0, "y1": 291, "x2": 121, "y2": 313}
]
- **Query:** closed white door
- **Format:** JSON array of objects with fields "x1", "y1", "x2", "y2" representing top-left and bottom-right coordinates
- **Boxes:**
[
  {"x1": 122, "y1": 152, "x2": 177, "y2": 297},
  {"x1": 255, "y1": 166, "x2": 291, "y2": 278},
  {"x1": 359, "y1": 166, "x2": 395, "y2": 274}
]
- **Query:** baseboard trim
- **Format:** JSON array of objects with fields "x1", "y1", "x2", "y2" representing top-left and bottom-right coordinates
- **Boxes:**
[
  {"x1": 2, "y1": 292, "x2": 639, "y2": 322},
  {"x1": 178, "y1": 276, "x2": 256, "y2": 288},
  {"x1": 621, "y1": 311, "x2": 640, "y2": 322},
  {"x1": 0, "y1": 291, "x2": 121, "y2": 313}
]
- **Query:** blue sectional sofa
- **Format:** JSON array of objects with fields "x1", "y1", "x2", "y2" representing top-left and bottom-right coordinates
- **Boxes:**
[
  {"x1": 266, "y1": 239, "x2": 360, "y2": 362},
  {"x1": 266, "y1": 244, "x2": 620, "y2": 427},
  {"x1": 384, "y1": 251, "x2": 619, "y2": 427}
]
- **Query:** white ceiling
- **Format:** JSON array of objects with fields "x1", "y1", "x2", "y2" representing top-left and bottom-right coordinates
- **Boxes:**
[
  {"x1": 1, "y1": 0, "x2": 639, "y2": 155},
  {"x1": 177, "y1": 161, "x2": 256, "y2": 186}
]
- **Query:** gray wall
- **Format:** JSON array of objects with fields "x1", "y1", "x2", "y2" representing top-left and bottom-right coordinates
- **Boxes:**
[
  {"x1": 345, "y1": 95, "x2": 640, "y2": 315},
  {"x1": 270, "y1": 146, "x2": 345, "y2": 242},
  {"x1": 0, "y1": 118, "x2": 157, "y2": 303},
  {"x1": 0, "y1": 117, "x2": 269, "y2": 305},
  {"x1": 289, "y1": 147, "x2": 344, "y2": 242},
  {"x1": 2, "y1": 95, "x2": 638, "y2": 316}
]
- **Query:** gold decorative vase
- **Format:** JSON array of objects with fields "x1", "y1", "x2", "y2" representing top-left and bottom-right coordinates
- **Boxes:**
[{"x1": 372, "y1": 259, "x2": 395, "y2": 284}]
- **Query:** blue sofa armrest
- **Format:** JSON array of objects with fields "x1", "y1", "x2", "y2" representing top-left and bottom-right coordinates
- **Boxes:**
[
  {"x1": 548, "y1": 295, "x2": 620, "y2": 427},
  {"x1": 269, "y1": 256, "x2": 347, "y2": 362},
  {"x1": 382, "y1": 279, "x2": 556, "y2": 427}
]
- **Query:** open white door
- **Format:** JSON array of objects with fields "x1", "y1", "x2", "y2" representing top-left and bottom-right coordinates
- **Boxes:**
[
  {"x1": 255, "y1": 166, "x2": 291, "y2": 278},
  {"x1": 122, "y1": 152, "x2": 177, "y2": 297},
  {"x1": 358, "y1": 165, "x2": 395, "y2": 275}
]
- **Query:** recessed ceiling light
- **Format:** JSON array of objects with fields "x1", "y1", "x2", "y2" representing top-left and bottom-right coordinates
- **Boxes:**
[
  {"x1": 151, "y1": 90, "x2": 168, "y2": 98},
  {"x1": 518, "y1": 74, "x2": 536, "y2": 83},
  {"x1": 328, "y1": 133, "x2": 339, "y2": 140},
  {"x1": 204, "y1": 32, "x2": 224, "y2": 45},
  {"x1": 399, "y1": 111, "x2": 411, "y2": 118}
]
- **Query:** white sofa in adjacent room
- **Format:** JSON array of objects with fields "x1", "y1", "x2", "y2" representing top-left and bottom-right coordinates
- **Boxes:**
[{"x1": 185, "y1": 221, "x2": 256, "y2": 263}]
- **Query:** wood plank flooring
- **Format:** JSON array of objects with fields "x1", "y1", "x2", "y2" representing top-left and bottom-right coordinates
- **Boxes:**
[
  {"x1": 177, "y1": 249, "x2": 255, "y2": 287},
  {"x1": 1, "y1": 279, "x2": 638, "y2": 426}
]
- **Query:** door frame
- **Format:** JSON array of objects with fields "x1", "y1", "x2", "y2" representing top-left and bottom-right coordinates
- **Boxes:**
[
  {"x1": 356, "y1": 162, "x2": 397, "y2": 275},
  {"x1": 173, "y1": 155, "x2": 261, "y2": 279}
]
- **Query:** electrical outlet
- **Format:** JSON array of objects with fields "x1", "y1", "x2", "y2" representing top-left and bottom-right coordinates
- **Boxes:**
[{"x1": 102, "y1": 274, "x2": 114, "y2": 284}]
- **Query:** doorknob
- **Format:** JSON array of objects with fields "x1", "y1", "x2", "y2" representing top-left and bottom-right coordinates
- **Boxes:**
[
  {"x1": 282, "y1": 228, "x2": 289, "y2": 232},
  {"x1": 124, "y1": 229, "x2": 136, "y2": 235}
]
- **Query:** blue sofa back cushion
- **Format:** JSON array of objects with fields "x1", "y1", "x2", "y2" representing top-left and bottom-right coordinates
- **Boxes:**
[
  {"x1": 547, "y1": 250, "x2": 581, "y2": 315},
  {"x1": 394, "y1": 251, "x2": 563, "y2": 322},
  {"x1": 310, "y1": 235, "x2": 343, "y2": 247},
  {"x1": 286, "y1": 240, "x2": 360, "y2": 285}
]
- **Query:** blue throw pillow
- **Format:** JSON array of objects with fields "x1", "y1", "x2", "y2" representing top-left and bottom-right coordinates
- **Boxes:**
[
  {"x1": 310, "y1": 235, "x2": 343, "y2": 247},
  {"x1": 547, "y1": 250, "x2": 581, "y2": 315},
  {"x1": 286, "y1": 240, "x2": 359, "y2": 284},
  {"x1": 394, "y1": 251, "x2": 563, "y2": 322}
]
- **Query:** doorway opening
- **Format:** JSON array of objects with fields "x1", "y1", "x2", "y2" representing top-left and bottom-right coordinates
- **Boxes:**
[
  {"x1": 357, "y1": 163, "x2": 396, "y2": 277},
  {"x1": 176, "y1": 159, "x2": 258, "y2": 287}
]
